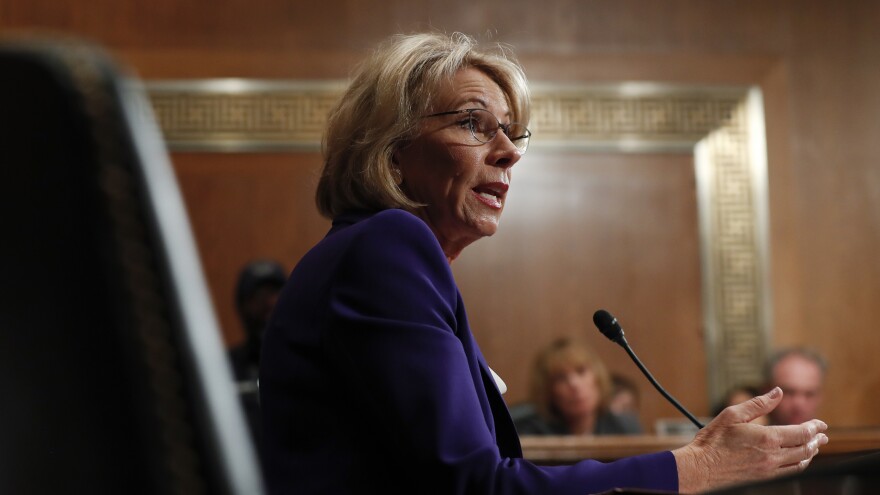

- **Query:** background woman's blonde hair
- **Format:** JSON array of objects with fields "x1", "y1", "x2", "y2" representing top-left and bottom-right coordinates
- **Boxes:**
[
  {"x1": 529, "y1": 337, "x2": 613, "y2": 421},
  {"x1": 316, "y1": 32, "x2": 531, "y2": 218}
]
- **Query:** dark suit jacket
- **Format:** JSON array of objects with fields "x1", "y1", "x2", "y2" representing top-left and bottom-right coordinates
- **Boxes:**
[{"x1": 260, "y1": 209, "x2": 677, "y2": 494}]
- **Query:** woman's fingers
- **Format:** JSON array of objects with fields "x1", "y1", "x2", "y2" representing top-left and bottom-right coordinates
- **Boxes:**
[
  {"x1": 775, "y1": 420, "x2": 828, "y2": 448},
  {"x1": 774, "y1": 459, "x2": 812, "y2": 478},
  {"x1": 774, "y1": 430, "x2": 828, "y2": 470}
]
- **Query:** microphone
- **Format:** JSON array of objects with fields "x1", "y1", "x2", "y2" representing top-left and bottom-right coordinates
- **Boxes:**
[{"x1": 593, "y1": 309, "x2": 705, "y2": 429}]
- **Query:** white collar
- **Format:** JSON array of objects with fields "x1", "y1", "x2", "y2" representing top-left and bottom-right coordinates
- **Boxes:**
[{"x1": 488, "y1": 367, "x2": 507, "y2": 395}]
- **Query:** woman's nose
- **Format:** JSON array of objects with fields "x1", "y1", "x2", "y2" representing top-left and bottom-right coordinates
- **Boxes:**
[{"x1": 488, "y1": 132, "x2": 522, "y2": 169}]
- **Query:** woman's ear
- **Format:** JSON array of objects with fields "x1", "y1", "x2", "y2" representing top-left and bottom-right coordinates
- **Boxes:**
[
  {"x1": 390, "y1": 147, "x2": 404, "y2": 185},
  {"x1": 391, "y1": 136, "x2": 413, "y2": 166}
]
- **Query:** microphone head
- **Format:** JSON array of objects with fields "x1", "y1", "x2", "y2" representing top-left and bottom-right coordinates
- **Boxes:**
[{"x1": 593, "y1": 309, "x2": 624, "y2": 343}]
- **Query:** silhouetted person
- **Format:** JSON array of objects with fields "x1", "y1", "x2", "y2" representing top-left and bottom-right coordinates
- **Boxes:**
[
  {"x1": 229, "y1": 259, "x2": 287, "y2": 381},
  {"x1": 229, "y1": 259, "x2": 287, "y2": 456}
]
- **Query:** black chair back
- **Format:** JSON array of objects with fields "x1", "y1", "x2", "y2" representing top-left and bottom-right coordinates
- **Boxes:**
[{"x1": 0, "y1": 36, "x2": 264, "y2": 495}]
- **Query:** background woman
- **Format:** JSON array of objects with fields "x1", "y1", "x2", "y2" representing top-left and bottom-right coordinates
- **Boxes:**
[{"x1": 515, "y1": 337, "x2": 643, "y2": 435}]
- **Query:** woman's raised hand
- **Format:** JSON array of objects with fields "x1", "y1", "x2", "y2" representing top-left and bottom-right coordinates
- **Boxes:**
[{"x1": 672, "y1": 387, "x2": 829, "y2": 493}]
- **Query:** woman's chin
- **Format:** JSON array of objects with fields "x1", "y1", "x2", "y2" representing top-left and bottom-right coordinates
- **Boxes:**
[{"x1": 470, "y1": 214, "x2": 502, "y2": 238}]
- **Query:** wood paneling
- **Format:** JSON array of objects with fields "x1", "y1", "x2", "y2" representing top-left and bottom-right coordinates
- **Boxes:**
[
  {"x1": 3, "y1": 0, "x2": 880, "y2": 427},
  {"x1": 454, "y1": 152, "x2": 705, "y2": 431},
  {"x1": 171, "y1": 152, "x2": 328, "y2": 346}
]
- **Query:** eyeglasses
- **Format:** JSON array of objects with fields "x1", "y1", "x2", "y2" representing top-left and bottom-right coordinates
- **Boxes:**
[{"x1": 423, "y1": 108, "x2": 531, "y2": 153}]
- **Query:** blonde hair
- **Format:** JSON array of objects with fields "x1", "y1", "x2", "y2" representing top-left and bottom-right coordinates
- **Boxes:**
[
  {"x1": 316, "y1": 32, "x2": 531, "y2": 218},
  {"x1": 529, "y1": 337, "x2": 613, "y2": 421}
]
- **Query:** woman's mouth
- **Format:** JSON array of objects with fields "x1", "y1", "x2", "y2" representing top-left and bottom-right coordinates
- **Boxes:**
[{"x1": 472, "y1": 182, "x2": 508, "y2": 209}]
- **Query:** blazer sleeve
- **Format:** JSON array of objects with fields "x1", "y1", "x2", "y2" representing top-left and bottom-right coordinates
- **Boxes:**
[{"x1": 321, "y1": 210, "x2": 677, "y2": 494}]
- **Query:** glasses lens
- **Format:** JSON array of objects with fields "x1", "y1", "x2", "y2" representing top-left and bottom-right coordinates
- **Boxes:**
[
  {"x1": 505, "y1": 124, "x2": 530, "y2": 152},
  {"x1": 464, "y1": 109, "x2": 530, "y2": 153},
  {"x1": 469, "y1": 109, "x2": 495, "y2": 143}
]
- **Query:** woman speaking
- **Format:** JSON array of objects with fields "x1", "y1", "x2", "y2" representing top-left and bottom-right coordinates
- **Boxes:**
[{"x1": 259, "y1": 31, "x2": 827, "y2": 494}]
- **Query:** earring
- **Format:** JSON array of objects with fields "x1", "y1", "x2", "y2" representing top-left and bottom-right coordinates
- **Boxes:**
[{"x1": 391, "y1": 168, "x2": 403, "y2": 186}]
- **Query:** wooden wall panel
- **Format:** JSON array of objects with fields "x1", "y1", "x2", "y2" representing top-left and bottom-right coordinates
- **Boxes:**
[
  {"x1": 774, "y1": 1, "x2": 880, "y2": 428},
  {"x1": 171, "y1": 152, "x2": 328, "y2": 346},
  {"x1": 3, "y1": 0, "x2": 880, "y2": 427},
  {"x1": 454, "y1": 152, "x2": 706, "y2": 431}
]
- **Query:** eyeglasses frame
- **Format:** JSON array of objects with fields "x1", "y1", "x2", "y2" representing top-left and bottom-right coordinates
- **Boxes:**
[{"x1": 422, "y1": 108, "x2": 532, "y2": 153}]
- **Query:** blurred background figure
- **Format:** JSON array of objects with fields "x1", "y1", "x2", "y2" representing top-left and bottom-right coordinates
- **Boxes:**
[
  {"x1": 229, "y1": 258, "x2": 287, "y2": 455},
  {"x1": 514, "y1": 337, "x2": 643, "y2": 435},
  {"x1": 230, "y1": 259, "x2": 288, "y2": 382},
  {"x1": 764, "y1": 347, "x2": 827, "y2": 426},
  {"x1": 608, "y1": 372, "x2": 641, "y2": 417},
  {"x1": 713, "y1": 384, "x2": 769, "y2": 426}
]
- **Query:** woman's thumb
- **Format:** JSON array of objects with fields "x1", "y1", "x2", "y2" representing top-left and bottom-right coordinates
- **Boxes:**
[{"x1": 743, "y1": 386, "x2": 782, "y2": 420}]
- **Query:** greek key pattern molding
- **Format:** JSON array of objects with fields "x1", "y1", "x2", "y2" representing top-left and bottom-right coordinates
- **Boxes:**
[
  {"x1": 142, "y1": 81, "x2": 744, "y2": 151},
  {"x1": 700, "y1": 99, "x2": 769, "y2": 399}
]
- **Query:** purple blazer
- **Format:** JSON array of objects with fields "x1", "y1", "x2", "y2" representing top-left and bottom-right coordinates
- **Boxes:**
[{"x1": 260, "y1": 209, "x2": 678, "y2": 495}]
